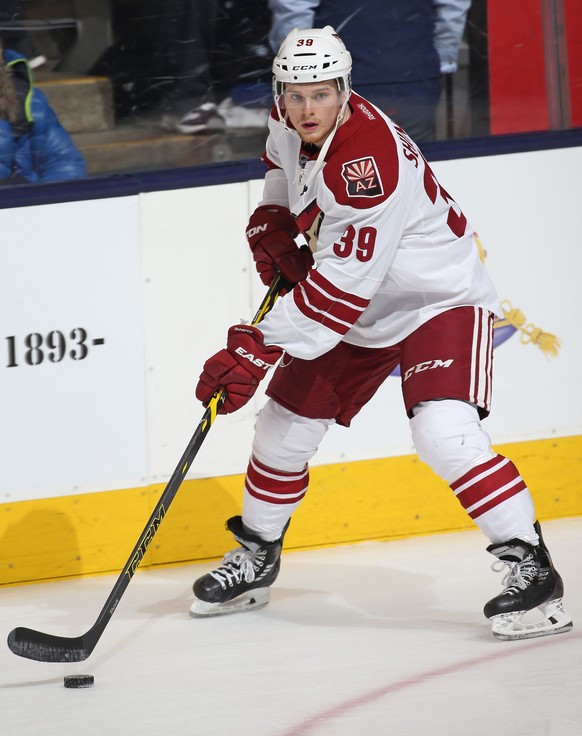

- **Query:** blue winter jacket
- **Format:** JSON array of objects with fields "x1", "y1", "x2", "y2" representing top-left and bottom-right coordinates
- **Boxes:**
[{"x1": 0, "y1": 50, "x2": 86, "y2": 184}]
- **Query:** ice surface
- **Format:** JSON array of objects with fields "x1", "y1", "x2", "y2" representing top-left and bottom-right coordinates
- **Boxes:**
[{"x1": 1, "y1": 518, "x2": 580, "y2": 735}]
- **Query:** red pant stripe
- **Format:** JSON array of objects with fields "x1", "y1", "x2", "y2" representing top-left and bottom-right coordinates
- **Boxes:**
[
  {"x1": 469, "y1": 308, "x2": 493, "y2": 411},
  {"x1": 451, "y1": 455, "x2": 508, "y2": 494},
  {"x1": 244, "y1": 485, "x2": 308, "y2": 505},
  {"x1": 468, "y1": 481, "x2": 528, "y2": 519},
  {"x1": 451, "y1": 454, "x2": 527, "y2": 516},
  {"x1": 245, "y1": 454, "x2": 309, "y2": 505},
  {"x1": 247, "y1": 456, "x2": 307, "y2": 490}
]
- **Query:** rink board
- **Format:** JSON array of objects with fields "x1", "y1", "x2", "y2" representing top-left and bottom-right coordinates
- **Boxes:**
[
  {"x1": 1, "y1": 435, "x2": 580, "y2": 585},
  {"x1": 1, "y1": 137, "x2": 582, "y2": 585}
]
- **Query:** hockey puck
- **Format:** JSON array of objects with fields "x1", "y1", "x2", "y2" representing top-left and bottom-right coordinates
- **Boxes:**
[{"x1": 64, "y1": 674, "x2": 94, "y2": 689}]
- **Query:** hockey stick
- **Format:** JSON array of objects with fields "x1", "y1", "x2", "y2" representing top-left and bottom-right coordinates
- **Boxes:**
[{"x1": 7, "y1": 275, "x2": 284, "y2": 663}]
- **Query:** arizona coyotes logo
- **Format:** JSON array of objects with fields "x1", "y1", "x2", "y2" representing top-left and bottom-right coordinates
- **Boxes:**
[{"x1": 341, "y1": 156, "x2": 384, "y2": 198}]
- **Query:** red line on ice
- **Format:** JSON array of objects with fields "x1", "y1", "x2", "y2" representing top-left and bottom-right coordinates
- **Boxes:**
[{"x1": 280, "y1": 633, "x2": 579, "y2": 735}]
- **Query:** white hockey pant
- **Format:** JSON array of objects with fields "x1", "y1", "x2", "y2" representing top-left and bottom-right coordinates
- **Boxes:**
[
  {"x1": 410, "y1": 400, "x2": 537, "y2": 544},
  {"x1": 243, "y1": 400, "x2": 334, "y2": 541}
]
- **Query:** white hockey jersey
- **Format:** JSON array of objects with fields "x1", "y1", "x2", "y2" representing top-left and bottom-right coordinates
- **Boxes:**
[{"x1": 258, "y1": 93, "x2": 501, "y2": 360}]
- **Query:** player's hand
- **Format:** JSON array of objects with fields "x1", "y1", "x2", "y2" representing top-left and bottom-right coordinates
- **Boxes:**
[
  {"x1": 196, "y1": 325, "x2": 283, "y2": 414},
  {"x1": 246, "y1": 205, "x2": 314, "y2": 290}
]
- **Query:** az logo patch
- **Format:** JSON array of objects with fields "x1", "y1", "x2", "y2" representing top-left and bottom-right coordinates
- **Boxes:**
[{"x1": 341, "y1": 156, "x2": 384, "y2": 198}]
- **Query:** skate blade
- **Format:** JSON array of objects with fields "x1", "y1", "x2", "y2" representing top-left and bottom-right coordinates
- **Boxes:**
[
  {"x1": 491, "y1": 598, "x2": 573, "y2": 641},
  {"x1": 189, "y1": 587, "x2": 270, "y2": 618}
]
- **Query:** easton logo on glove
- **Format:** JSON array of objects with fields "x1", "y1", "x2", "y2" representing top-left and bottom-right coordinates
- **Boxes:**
[
  {"x1": 245, "y1": 204, "x2": 313, "y2": 289},
  {"x1": 230, "y1": 325, "x2": 281, "y2": 371},
  {"x1": 196, "y1": 324, "x2": 283, "y2": 414},
  {"x1": 234, "y1": 346, "x2": 278, "y2": 370},
  {"x1": 246, "y1": 206, "x2": 296, "y2": 242},
  {"x1": 246, "y1": 223, "x2": 268, "y2": 239}
]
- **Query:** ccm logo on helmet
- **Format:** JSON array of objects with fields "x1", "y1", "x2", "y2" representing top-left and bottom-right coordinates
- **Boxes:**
[
  {"x1": 292, "y1": 65, "x2": 318, "y2": 70},
  {"x1": 235, "y1": 347, "x2": 276, "y2": 370},
  {"x1": 403, "y1": 358, "x2": 454, "y2": 382}
]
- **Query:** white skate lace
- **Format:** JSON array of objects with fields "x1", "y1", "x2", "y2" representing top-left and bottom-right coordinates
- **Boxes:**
[
  {"x1": 491, "y1": 554, "x2": 537, "y2": 595},
  {"x1": 209, "y1": 548, "x2": 266, "y2": 589}
]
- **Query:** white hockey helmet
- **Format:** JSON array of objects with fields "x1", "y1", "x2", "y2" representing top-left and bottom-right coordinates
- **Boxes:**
[
  {"x1": 272, "y1": 27, "x2": 353, "y2": 195},
  {"x1": 272, "y1": 26, "x2": 352, "y2": 99}
]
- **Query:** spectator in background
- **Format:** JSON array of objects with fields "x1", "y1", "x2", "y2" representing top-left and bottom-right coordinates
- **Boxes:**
[
  {"x1": 143, "y1": 0, "x2": 273, "y2": 134},
  {"x1": 268, "y1": 0, "x2": 471, "y2": 141},
  {"x1": 0, "y1": 39, "x2": 86, "y2": 184},
  {"x1": 0, "y1": 1, "x2": 46, "y2": 68}
]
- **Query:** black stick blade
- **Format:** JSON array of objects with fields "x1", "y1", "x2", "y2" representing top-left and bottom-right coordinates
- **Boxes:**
[{"x1": 7, "y1": 627, "x2": 92, "y2": 662}]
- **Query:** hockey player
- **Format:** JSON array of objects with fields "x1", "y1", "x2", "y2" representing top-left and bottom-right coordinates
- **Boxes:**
[{"x1": 192, "y1": 26, "x2": 572, "y2": 641}]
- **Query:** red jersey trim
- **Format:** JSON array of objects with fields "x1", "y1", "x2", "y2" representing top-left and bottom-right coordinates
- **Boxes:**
[{"x1": 292, "y1": 270, "x2": 370, "y2": 335}]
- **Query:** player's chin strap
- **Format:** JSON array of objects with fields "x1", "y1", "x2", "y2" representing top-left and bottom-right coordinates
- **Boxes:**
[
  {"x1": 299, "y1": 96, "x2": 351, "y2": 197},
  {"x1": 274, "y1": 86, "x2": 351, "y2": 198}
]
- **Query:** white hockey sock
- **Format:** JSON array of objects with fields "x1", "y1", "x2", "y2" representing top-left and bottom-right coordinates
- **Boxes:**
[
  {"x1": 242, "y1": 400, "x2": 332, "y2": 541},
  {"x1": 450, "y1": 455, "x2": 538, "y2": 544},
  {"x1": 410, "y1": 400, "x2": 538, "y2": 545},
  {"x1": 243, "y1": 454, "x2": 308, "y2": 541}
]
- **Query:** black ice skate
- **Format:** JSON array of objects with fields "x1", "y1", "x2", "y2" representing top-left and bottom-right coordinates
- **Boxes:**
[
  {"x1": 484, "y1": 521, "x2": 572, "y2": 641},
  {"x1": 189, "y1": 516, "x2": 287, "y2": 617}
]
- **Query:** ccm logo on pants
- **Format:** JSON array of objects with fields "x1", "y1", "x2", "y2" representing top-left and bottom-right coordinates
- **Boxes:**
[{"x1": 403, "y1": 358, "x2": 454, "y2": 382}]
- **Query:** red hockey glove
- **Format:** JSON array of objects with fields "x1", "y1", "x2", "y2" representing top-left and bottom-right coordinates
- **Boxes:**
[
  {"x1": 246, "y1": 205, "x2": 313, "y2": 289},
  {"x1": 196, "y1": 325, "x2": 283, "y2": 414}
]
